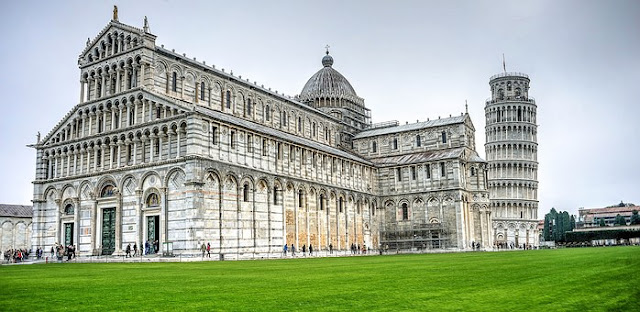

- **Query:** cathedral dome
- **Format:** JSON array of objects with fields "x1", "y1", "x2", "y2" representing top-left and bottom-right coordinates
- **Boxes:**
[{"x1": 299, "y1": 52, "x2": 360, "y2": 103}]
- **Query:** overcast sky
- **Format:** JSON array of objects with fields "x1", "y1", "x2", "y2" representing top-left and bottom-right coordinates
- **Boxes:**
[{"x1": 1, "y1": 0, "x2": 638, "y2": 216}]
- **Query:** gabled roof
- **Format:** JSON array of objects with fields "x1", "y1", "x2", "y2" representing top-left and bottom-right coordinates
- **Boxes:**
[
  {"x1": 79, "y1": 20, "x2": 148, "y2": 58},
  {"x1": 0, "y1": 204, "x2": 32, "y2": 218},
  {"x1": 354, "y1": 115, "x2": 468, "y2": 139}
]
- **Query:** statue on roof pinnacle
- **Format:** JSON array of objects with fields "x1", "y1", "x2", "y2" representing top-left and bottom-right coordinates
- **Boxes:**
[{"x1": 113, "y1": 5, "x2": 118, "y2": 21}]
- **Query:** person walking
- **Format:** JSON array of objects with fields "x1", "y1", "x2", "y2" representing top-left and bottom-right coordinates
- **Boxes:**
[
  {"x1": 206, "y1": 243, "x2": 211, "y2": 258},
  {"x1": 283, "y1": 244, "x2": 288, "y2": 256},
  {"x1": 126, "y1": 243, "x2": 131, "y2": 258},
  {"x1": 291, "y1": 244, "x2": 296, "y2": 256},
  {"x1": 309, "y1": 244, "x2": 313, "y2": 256},
  {"x1": 200, "y1": 243, "x2": 206, "y2": 257},
  {"x1": 133, "y1": 243, "x2": 138, "y2": 257},
  {"x1": 329, "y1": 243, "x2": 333, "y2": 254}
]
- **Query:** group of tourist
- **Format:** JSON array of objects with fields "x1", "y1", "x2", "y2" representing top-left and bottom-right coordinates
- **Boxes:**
[
  {"x1": 283, "y1": 243, "x2": 314, "y2": 256},
  {"x1": 200, "y1": 242, "x2": 211, "y2": 257},
  {"x1": 3, "y1": 248, "x2": 30, "y2": 263},
  {"x1": 49, "y1": 243, "x2": 76, "y2": 261},
  {"x1": 282, "y1": 243, "x2": 371, "y2": 256},
  {"x1": 145, "y1": 240, "x2": 159, "y2": 255},
  {"x1": 125, "y1": 243, "x2": 140, "y2": 257},
  {"x1": 494, "y1": 241, "x2": 535, "y2": 250},
  {"x1": 350, "y1": 243, "x2": 367, "y2": 254}
]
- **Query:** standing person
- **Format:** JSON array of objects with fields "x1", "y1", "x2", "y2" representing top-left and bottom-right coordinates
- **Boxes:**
[
  {"x1": 206, "y1": 243, "x2": 211, "y2": 258},
  {"x1": 50, "y1": 246, "x2": 54, "y2": 258},
  {"x1": 291, "y1": 244, "x2": 296, "y2": 256},
  {"x1": 200, "y1": 243, "x2": 206, "y2": 257},
  {"x1": 145, "y1": 241, "x2": 150, "y2": 255},
  {"x1": 309, "y1": 244, "x2": 313, "y2": 256},
  {"x1": 283, "y1": 244, "x2": 288, "y2": 256},
  {"x1": 133, "y1": 243, "x2": 138, "y2": 257},
  {"x1": 302, "y1": 245, "x2": 306, "y2": 255},
  {"x1": 329, "y1": 243, "x2": 333, "y2": 254}
]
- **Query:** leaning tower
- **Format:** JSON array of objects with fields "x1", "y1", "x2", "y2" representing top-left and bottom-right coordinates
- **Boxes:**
[{"x1": 485, "y1": 72, "x2": 539, "y2": 248}]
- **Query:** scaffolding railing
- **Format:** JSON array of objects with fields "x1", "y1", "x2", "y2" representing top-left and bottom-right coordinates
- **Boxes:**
[{"x1": 380, "y1": 220, "x2": 450, "y2": 251}]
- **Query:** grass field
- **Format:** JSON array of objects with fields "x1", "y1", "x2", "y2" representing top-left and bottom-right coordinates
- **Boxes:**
[{"x1": 1, "y1": 247, "x2": 639, "y2": 311}]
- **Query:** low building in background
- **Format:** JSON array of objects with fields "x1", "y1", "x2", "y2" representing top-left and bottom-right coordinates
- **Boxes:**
[
  {"x1": 577, "y1": 203, "x2": 639, "y2": 228},
  {"x1": 0, "y1": 204, "x2": 33, "y2": 251}
]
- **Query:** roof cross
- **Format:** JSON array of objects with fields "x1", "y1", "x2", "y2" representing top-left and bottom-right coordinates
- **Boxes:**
[{"x1": 325, "y1": 44, "x2": 330, "y2": 55}]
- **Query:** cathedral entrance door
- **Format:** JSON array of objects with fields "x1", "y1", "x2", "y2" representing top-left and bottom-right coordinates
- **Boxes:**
[
  {"x1": 101, "y1": 208, "x2": 116, "y2": 255},
  {"x1": 64, "y1": 223, "x2": 74, "y2": 246},
  {"x1": 147, "y1": 216, "x2": 159, "y2": 253}
]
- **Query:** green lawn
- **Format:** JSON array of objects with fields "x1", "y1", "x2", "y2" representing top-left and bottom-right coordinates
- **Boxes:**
[{"x1": 1, "y1": 247, "x2": 639, "y2": 311}]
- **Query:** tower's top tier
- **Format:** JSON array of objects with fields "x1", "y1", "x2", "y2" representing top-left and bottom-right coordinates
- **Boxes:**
[{"x1": 489, "y1": 72, "x2": 531, "y2": 102}]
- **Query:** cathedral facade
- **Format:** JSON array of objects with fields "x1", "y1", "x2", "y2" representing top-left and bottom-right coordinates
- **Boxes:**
[{"x1": 31, "y1": 13, "x2": 493, "y2": 258}]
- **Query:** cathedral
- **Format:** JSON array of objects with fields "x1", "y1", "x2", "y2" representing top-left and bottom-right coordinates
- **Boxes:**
[{"x1": 30, "y1": 11, "x2": 536, "y2": 258}]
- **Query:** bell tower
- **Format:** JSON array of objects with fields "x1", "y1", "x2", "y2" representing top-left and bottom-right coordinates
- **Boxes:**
[{"x1": 485, "y1": 71, "x2": 539, "y2": 248}]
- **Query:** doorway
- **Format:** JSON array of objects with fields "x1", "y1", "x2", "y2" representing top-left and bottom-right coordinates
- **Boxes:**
[
  {"x1": 101, "y1": 208, "x2": 116, "y2": 255},
  {"x1": 64, "y1": 223, "x2": 74, "y2": 246},
  {"x1": 146, "y1": 215, "x2": 160, "y2": 254}
]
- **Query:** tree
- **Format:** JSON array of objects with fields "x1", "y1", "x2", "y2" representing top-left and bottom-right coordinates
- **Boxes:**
[
  {"x1": 599, "y1": 218, "x2": 606, "y2": 227},
  {"x1": 615, "y1": 214, "x2": 627, "y2": 226},
  {"x1": 630, "y1": 210, "x2": 640, "y2": 225}
]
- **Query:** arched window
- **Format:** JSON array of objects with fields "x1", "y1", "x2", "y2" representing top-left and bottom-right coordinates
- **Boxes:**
[
  {"x1": 471, "y1": 167, "x2": 476, "y2": 176},
  {"x1": 393, "y1": 138, "x2": 398, "y2": 150},
  {"x1": 281, "y1": 111, "x2": 287, "y2": 127},
  {"x1": 273, "y1": 186, "x2": 280, "y2": 205},
  {"x1": 416, "y1": 135, "x2": 421, "y2": 147},
  {"x1": 517, "y1": 107, "x2": 522, "y2": 121},
  {"x1": 154, "y1": 138, "x2": 160, "y2": 156},
  {"x1": 225, "y1": 90, "x2": 231, "y2": 109},
  {"x1": 312, "y1": 122, "x2": 317, "y2": 137},
  {"x1": 442, "y1": 131, "x2": 447, "y2": 144},
  {"x1": 265, "y1": 105, "x2": 270, "y2": 121},
  {"x1": 243, "y1": 184, "x2": 250, "y2": 202},
  {"x1": 98, "y1": 117, "x2": 103, "y2": 133},
  {"x1": 498, "y1": 89, "x2": 504, "y2": 100},
  {"x1": 200, "y1": 82, "x2": 205, "y2": 100},
  {"x1": 101, "y1": 185, "x2": 115, "y2": 197},
  {"x1": 64, "y1": 204, "x2": 74, "y2": 215},
  {"x1": 320, "y1": 194, "x2": 325, "y2": 210},
  {"x1": 339, "y1": 198, "x2": 344, "y2": 213},
  {"x1": 372, "y1": 141, "x2": 377, "y2": 153},
  {"x1": 402, "y1": 203, "x2": 408, "y2": 220},
  {"x1": 441, "y1": 162, "x2": 446, "y2": 177},
  {"x1": 298, "y1": 190, "x2": 304, "y2": 208},
  {"x1": 507, "y1": 82, "x2": 512, "y2": 91},
  {"x1": 298, "y1": 117, "x2": 302, "y2": 132},
  {"x1": 246, "y1": 99, "x2": 252, "y2": 117},
  {"x1": 171, "y1": 72, "x2": 177, "y2": 92},
  {"x1": 129, "y1": 108, "x2": 135, "y2": 126},
  {"x1": 515, "y1": 88, "x2": 521, "y2": 97},
  {"x1": 96, "y1": 149, "x2": 102, "y2": 166},
  {"x1": 147, "y1": 193, "x2": 160, "y2": 207}
]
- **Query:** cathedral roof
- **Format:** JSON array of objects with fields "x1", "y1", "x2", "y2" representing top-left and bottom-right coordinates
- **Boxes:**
[
  {"x1": 194, "y1": 106, "x2": 372, "y2": 165},
  {"x1": 0, "y1": 204, "x2": 32, "y2": 218},
  {"x1": 367, "y1": 148, "x2": 466, "y2": 167},
  {"x1": 299, "y1": 52, "x2": 361, "y2": 104},
  {"x1": 354, "y1": 115, "x2": 467, "y2": 139}
]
